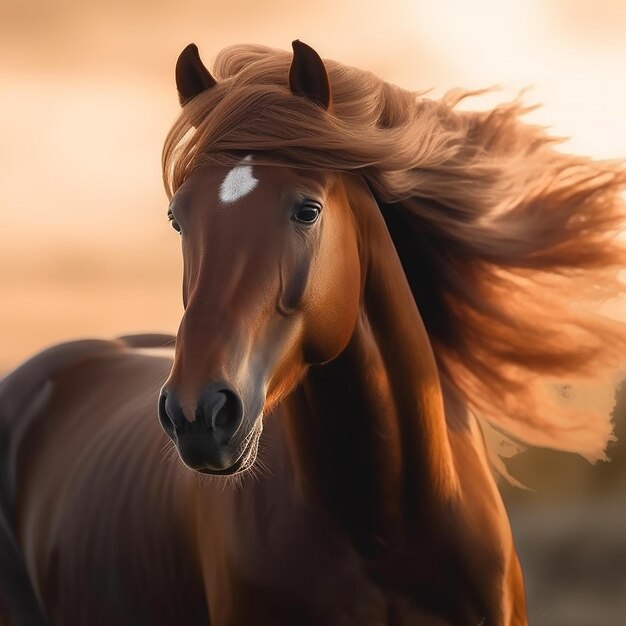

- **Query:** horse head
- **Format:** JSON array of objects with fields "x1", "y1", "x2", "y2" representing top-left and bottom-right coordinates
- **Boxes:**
[{"x1": 159, "y1": 42, "x2": 364, "y2": 475}]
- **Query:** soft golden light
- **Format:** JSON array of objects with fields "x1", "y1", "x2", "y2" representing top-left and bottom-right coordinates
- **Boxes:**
[{"x1": 1, "y1": 0, "x2": 625, "y2": 369}]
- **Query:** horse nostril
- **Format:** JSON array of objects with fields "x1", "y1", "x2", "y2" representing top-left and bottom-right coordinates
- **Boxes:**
[
  {"x1": 158, "y1": 390, "x2": 174, "y2": 436},
  {"x1": 213, "y1": 389, "x2": 239, "y2": 430},
  {"x1": 158, "y1": 389, "x2": 187, "y2": 437},
  {"x1": 198, "y1": 384, "x2": 243, "y2": 440}
]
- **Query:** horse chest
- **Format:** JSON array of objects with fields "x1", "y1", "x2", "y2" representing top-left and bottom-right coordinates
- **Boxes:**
[{"x1": 195, "y1": 492, "x2": 497, "y2": 626}]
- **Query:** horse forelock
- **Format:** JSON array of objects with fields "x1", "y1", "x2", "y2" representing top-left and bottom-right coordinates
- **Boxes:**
[{"x1": 162, "y1": 43, "x2": 626, "y2": 463}]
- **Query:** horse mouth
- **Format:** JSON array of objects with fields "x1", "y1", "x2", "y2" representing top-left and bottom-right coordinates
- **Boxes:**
[{"x1": 194, "y1": 419, "x2": 263, "y2": 476}]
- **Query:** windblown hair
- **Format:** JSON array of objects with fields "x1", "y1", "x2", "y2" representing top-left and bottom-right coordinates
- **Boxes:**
[{"x1": 163, "y1": 44, "x2": 626, "y2": 462}]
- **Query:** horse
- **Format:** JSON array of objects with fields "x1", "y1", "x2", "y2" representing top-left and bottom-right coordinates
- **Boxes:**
[{"x1": 1, "y1": 40, "x2": 626, "y2": 625}]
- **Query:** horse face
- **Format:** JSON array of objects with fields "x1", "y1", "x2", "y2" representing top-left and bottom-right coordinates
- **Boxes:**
[{"x1": 159, "y1": 161, "x2": 362, "y2": 474}]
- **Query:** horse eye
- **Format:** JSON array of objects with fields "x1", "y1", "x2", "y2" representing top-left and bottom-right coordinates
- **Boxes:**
[
  {"x1": 168, "y1": 211, "x2": 181, "y2": 234},
  {"x1": 293, "y1": 202, "x2": 321, "y2": 224}
]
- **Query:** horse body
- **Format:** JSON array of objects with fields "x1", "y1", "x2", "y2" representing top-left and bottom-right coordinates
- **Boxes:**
[{"x1": 0, "y1": 331, "x2": 522, "y2": 625}]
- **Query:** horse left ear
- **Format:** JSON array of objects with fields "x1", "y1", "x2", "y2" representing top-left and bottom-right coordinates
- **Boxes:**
[
  {"x1": 289, "y1": 40, "x2": 331, "y2": 110},
  {"x1": 175, "y1": 43, "x2": 217, "y2": 106}
]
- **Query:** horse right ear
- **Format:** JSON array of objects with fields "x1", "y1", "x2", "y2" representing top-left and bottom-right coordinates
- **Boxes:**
[
  {"x1": 175, "y1": 43, "x2": 217, "y2": 106},
  {"x1": 289, "y1": 40, "x2": 331, "y2": 110}
]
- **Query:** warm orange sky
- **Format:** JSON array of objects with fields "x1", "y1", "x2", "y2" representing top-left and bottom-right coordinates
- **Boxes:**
[{"x1": 1, "y1": 0, "x2": 625, "y2": 369}]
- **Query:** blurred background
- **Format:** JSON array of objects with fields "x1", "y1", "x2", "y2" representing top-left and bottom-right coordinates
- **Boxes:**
[{"x1": 1, "y1": 0, "x2": 625, "y2": 623}]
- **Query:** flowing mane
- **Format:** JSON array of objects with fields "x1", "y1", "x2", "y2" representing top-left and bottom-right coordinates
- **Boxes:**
[{"x1": 162, "y1": 44, "x2": 626, "y2": 462}]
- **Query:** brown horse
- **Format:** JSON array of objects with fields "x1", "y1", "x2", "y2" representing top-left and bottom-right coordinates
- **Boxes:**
[{"x1": 2, "y1": 41, "x2": 626, "y2": 625}]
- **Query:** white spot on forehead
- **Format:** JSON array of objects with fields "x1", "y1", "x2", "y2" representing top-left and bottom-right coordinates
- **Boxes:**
[{"x1": 219, "y1": 155, "x2": 259, "y2": 204}]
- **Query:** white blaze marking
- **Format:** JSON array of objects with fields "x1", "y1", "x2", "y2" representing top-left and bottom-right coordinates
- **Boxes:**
[{"x1": 219, "y1": 155, "x2": 259, "y2": 203}]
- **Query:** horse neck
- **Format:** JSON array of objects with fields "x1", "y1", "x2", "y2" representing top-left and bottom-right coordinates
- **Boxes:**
[{"x1": 281, "y1": 183, "x2": 458, "y2": 546}]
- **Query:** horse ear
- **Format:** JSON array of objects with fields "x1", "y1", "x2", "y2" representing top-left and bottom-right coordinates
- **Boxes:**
[
  {"x1": 288, "y1": 40, "x2": 331, "y2": 110},
  {"x1": 175, "y1": 43, "x2": 217, "y2": 106}
]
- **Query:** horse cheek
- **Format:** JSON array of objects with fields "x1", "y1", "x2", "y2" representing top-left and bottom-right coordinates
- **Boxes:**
[{"x1": 303, "y1": 230, "x2": 361, "y2": 365}]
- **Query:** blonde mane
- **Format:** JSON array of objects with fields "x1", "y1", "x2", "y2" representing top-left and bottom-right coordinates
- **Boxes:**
[{"x1": 163, "y1": 44, "x2": 626, "y2": 462}]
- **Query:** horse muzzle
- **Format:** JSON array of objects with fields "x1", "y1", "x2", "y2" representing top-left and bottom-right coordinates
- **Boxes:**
[{"x1": 158, "y1": 382, "x2": 262, "y2": 474}]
